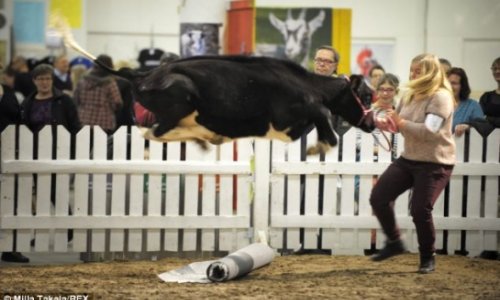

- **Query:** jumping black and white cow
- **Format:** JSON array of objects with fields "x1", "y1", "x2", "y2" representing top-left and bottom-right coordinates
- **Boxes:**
[
  {"x1": 102, "y1": 55, "x2": 374, "y2": 154},
  {"x1": 54, "y1": 16, "x2": 374, "y2": 154}
]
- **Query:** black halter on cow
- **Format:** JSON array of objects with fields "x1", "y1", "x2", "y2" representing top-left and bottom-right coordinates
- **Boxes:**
[{"x1": 53, "y1": 16, "x2": 375, "y2": 155}]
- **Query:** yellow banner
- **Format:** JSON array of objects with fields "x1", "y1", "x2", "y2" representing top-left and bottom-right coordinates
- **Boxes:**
[
  {"x1": 50, "y1": 0, "x2": 82, "y2": 29},
  {"x1": 332, "y1": 9, "x2": 352, "y2": 75}
]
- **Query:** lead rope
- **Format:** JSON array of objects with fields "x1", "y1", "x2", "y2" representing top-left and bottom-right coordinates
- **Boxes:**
[
  {"x1": 371, "y1": 108, "x2": 397, "y2": 152},
  {"x1": 372, "y1": 130, "x2": 392, "y2": 152},
  {"x1": 344, "y1": 75, "x2": 394, "y2": 152}
]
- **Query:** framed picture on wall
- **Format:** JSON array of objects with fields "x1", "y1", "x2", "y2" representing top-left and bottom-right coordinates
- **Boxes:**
[
  {"x1": 351, "y1": 39, "x2": 395, "y2": 78},
  {"x1": 254, "y1": 8, "x2": 332, "y2": 69},
  {"x1": 180, "y1": 23, "x2": 221, "y2": 58}
]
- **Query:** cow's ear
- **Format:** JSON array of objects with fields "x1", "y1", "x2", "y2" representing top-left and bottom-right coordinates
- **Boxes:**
[{"x1": 349, "y1": 74, "x2": 363, "y2": 91}]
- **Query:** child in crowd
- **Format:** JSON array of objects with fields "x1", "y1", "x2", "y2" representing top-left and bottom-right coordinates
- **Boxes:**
[{"x1": 373, "y1": 73, "x2": 400, "y2": 133}]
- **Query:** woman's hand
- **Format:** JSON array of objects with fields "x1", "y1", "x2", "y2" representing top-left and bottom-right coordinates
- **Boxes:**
[
  {"x1": 374, "y1": 117, "x2": 391, "y2": 131},
  {"x1": 454, "y1": 124, "x2": 470, "y2": 137},
  {"x1": 385, "y1": 109, "x2": 404, "y2": 131}
]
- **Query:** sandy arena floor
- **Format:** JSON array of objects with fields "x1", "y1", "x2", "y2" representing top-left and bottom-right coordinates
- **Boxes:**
[{"x1": 1, "y1": 253, "x2": 500, "y2": 299}]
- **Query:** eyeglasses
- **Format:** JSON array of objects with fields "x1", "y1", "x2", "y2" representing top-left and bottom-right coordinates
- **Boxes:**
[
  {"x1": 314, "y1": 58, "x2": 335, "y2": 65},
  {"x1": 378, "y1": 88, "x2": 395, "y2": 93}
]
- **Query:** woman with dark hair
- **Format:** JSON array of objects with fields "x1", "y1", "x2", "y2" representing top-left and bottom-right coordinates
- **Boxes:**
[
  {"x1": 448, "y1": 67, "x2": 485, "y2": 137},
  {"x1": 479, "y1": 57, "x2": 500, "y2": 128}
]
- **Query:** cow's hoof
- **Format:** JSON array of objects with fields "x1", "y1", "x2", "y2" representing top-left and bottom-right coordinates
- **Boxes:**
[
  {"x1": 209, "y1": 134, "x2": 225, "y2": 145},
  {"x1": 306, "y1": 146, "x2": 320, "y2": 156},
  {"x1": 306, "y1": 142, "x2": 330, "y2": 156},
  {"x1": 141, "y1": 127, "x2": 155, "y2": 140},
  {"x1": 194, "y1": 139, "x2": 209, "y2": 150}
]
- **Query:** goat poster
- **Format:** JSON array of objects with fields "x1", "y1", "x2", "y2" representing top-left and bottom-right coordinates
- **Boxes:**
[
  {"x1": 255, "y1": 8, "x2": 332, "y2": 69},
  {"x1": 180, "y1": 23, "x2": 221, "y2": 58}
]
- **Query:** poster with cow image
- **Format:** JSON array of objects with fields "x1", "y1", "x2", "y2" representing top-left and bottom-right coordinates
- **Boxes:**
[
  {"x1": 180, "y1": 23, "x2": 220, "y2": 58},
  {"x1": 255, "y1": 8, "x2": 332, "y2": 69}
]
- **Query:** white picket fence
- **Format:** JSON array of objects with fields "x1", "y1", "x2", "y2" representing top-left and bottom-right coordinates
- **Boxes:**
[{"x1": 0, "y1": 125, "x2": 499, "y2": 257}]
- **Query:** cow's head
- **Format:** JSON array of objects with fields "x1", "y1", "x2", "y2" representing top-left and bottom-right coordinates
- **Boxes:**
[
  {"x1": 269, "y1": 9, "x2": 325, "y2": 66},
  {"x1": 335, "y1": 75, "x2": 376, "y2": 133}
]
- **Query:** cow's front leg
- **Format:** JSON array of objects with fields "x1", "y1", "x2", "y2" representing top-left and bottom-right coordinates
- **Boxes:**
[{"x1": 307, "y1": 104, "x2": 337, "y2": 155}]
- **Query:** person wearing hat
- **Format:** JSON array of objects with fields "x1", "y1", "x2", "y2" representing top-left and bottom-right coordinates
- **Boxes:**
[{"x1": 73, "y1": 54, "x2": 122, "y2": 134}]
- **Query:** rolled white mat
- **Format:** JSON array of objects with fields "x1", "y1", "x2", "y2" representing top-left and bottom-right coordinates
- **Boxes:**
[{"x1": 206, "y1": 243, "x2": 275, "y2": 282}]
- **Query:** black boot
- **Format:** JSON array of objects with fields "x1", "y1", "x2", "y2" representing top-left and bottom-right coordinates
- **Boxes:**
[
  {"x1": 418, "y1": 253, "x2": 435, "y2": 274},
  {"x1": 1, "y1": 252, "x2": 30, "y2": 263},
  {"x1": 371, "y1": 239, "x2": 406, "y2": 261}
]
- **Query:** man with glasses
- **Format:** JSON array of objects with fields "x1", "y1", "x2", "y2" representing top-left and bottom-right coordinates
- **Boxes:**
[
  {"x1": 313, "y1": 46, "x2": 339, "y2": 77},
  {"x1": 313, "y1": 46, "x2": 351, "y2": 136}
]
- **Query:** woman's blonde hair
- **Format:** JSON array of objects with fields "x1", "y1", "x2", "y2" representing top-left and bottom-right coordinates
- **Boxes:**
[{"x1": 404, "y1": 53, "x2": 453, "y2": 104}]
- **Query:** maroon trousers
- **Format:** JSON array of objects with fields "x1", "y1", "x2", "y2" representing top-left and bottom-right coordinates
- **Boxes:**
[{"x1": 370, "y1": 157, "x2": 453, "y2": 256}]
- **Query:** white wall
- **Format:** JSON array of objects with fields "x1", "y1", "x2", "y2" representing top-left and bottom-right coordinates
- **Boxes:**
[
  {"x1": 12, "y1": 0, "x2": 500, "y2": 94},
  {"x1": 85, "y1": 0, "x2": 181, "y2": 68}
]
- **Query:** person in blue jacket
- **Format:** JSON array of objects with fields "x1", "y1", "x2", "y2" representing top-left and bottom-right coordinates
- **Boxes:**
[{"x1": 448, "y1": 67, "x2": 485, "y2": 137}]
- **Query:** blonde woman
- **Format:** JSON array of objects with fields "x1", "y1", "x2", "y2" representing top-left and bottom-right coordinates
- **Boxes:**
[{"x1": 370, "y1": 54, "x2": 455, "y2": 274}]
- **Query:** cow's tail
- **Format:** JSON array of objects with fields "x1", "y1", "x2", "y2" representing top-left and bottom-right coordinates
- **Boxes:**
[
  {"x1": 49, "y1": 13, "x2": 138, "y2": 82},
  {"x1": 49, "y1": 13, "x2": 96, "y2": 61}
]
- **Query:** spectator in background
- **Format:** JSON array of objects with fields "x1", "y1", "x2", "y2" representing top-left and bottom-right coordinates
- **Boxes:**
[
  {"x1": 373, "y1": 73, "x2": 400, "y2": 121},
  {"x1": 448, "y1": 67, "x2": 485, "y2": 137},
  {"x1": 74, "y1": 54, "x2": 122, "y2": 134},
  {"x1": 369, "y1": 65, "x2": 386, "y2": 89},
  {"x1": 52, "y1": 54, "x2": 73, "y2": 95},
  {"x1": 21, "y1": 64, "x2": 81, "y2": 134},
  {"x1": 0, "y1": 68, "x2": 22, "y2": 132},
  {"x1": 368, "y1": 65, "x2": 386, "y2": 104},
  {"x1": 10, "y1": 56, "x2": 36, "y2": 98},
  {"x1": 0, "y1": 65, "x2": 30, "y2": 263},
  {"x1": 70, "y1": 64, "x2": 88, "y2": 93},
  {"x1": 20, "y1": 64, "x2": 80, "y2": 246},
  {"x1": 313, "y1": 46, "x2": 351, "y2": 136},
  {"x1": 313, "y1": 45, "x2": 339, "y2": 77},
  {"x1": 439, "y1": 58, "x2": 452, "y2": 75},
  {"x1": 2, "y1": 66, "x2": 23, "y2": 103},
  {"x1": 479, "y1": 57, "x2": 500, "y2": 128}
]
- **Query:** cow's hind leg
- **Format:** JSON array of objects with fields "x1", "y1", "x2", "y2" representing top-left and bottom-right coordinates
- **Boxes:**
[{"x1": 307, "y1": 104, "x2": 338, "y2": 155}]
